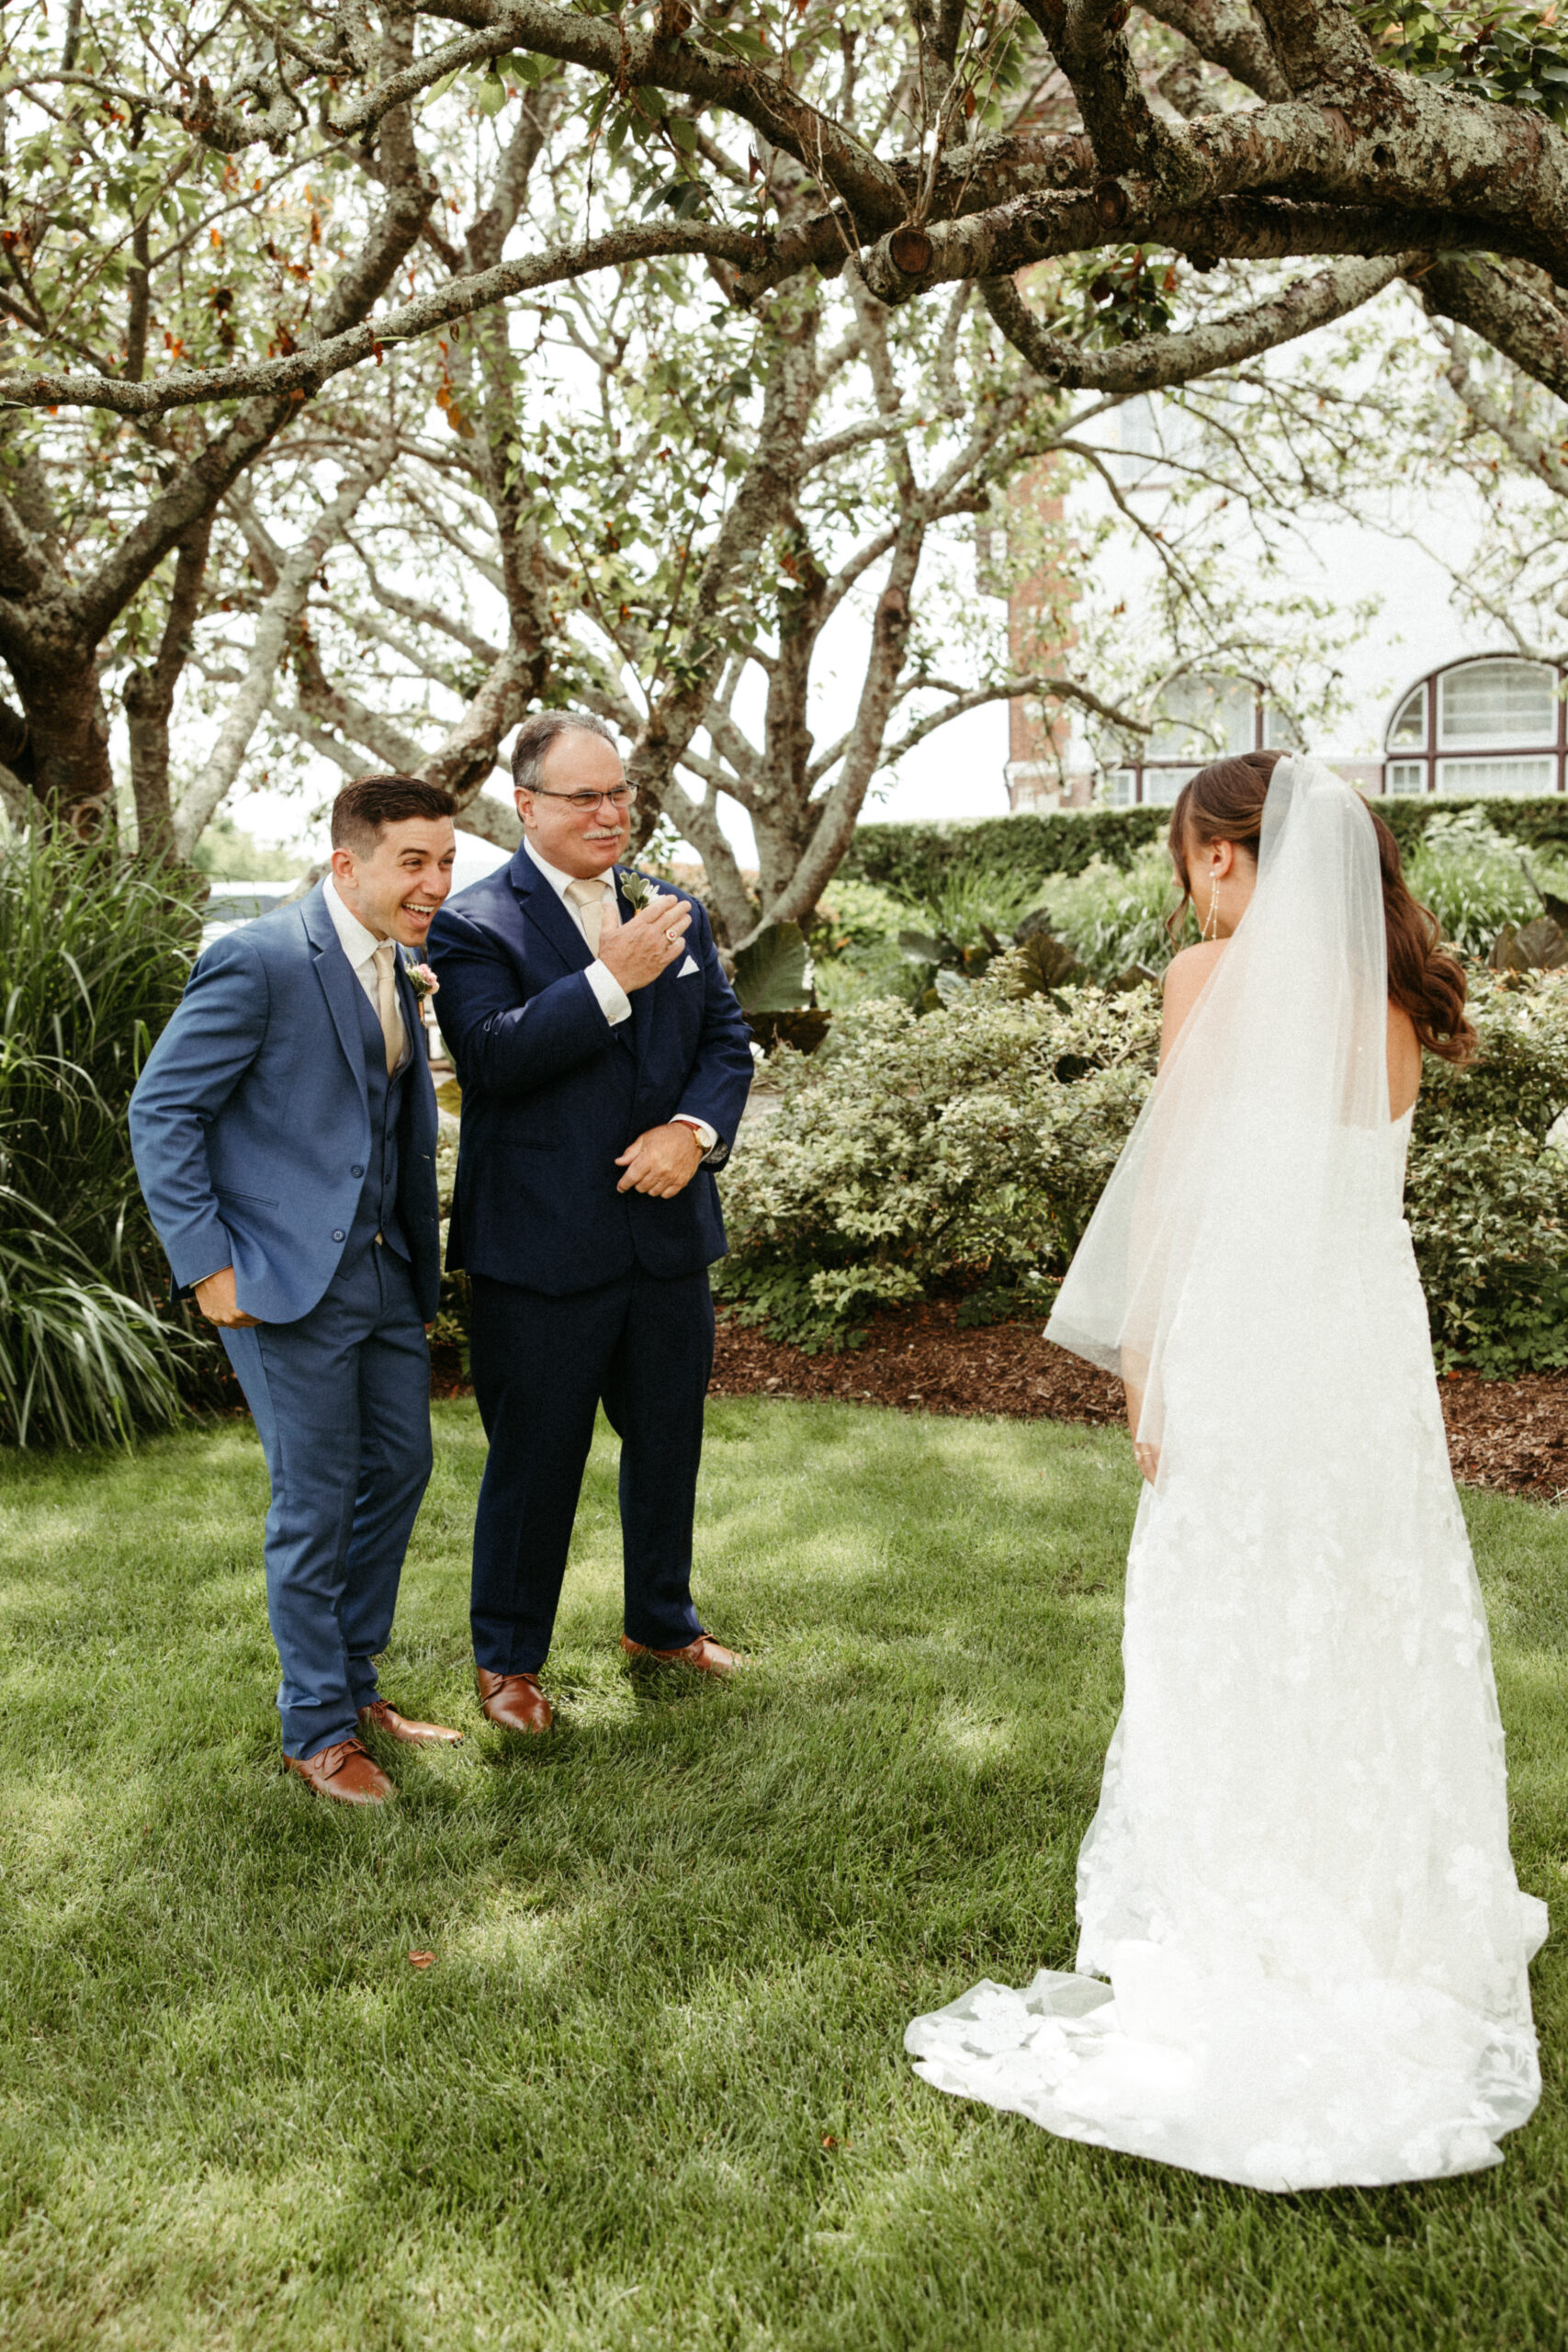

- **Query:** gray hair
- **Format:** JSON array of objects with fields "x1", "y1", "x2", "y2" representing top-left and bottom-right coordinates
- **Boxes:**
[{"x1": 511, "y1": 709, "x2": 619, "y2": 796}]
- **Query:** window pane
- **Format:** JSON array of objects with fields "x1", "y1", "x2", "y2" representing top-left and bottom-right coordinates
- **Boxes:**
[
  {"x1": 1103, "y1": 769, "x2": 1136, "y2": 807},
  {"x1": 1386, "y1": 761, "x2": 1428, "y2": 797},
  {"x1": 1263, "y1": 703, "x2": 1298, "y2": 750},
  {"x1": 1148, "y1": 678, "x2": 1256, "y2": 761},
  {"x1": 1437, "y1": 661, "x2": 1555, "y2": 749},
  {"x1": 1141, "y1": 765, "x2": 1201, "y2": 807},
  {"x1": 1389, "y1": 687, "x2": 1426, "y2": 749},
  {"x1": 1436, "y1": 755, "x2": 1557, "y2": 797}
]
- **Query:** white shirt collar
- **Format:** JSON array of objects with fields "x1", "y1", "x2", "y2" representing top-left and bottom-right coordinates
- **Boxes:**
[
  {"x1": 525, "y1": 835, "x2": 616, "y2": 899},
  {"x1": 322, "y1": 873, "x2": 389, "y2": 972}
]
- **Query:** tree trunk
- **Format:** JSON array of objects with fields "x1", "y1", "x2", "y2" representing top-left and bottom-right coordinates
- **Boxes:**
[{"x1": 7, "y1": 640, "x2": 116, "y2": 838}]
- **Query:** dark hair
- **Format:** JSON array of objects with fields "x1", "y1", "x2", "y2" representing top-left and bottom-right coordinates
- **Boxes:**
[
  {"x1": 511, "y1": 710, "x2": 618, "y2": 795},
  {"x1": 1167, "y1": 751, "x2": 1476, "y2": 1065},
  {"x1": 331, "y1": 775, "x2": 456, "y2": 854}
]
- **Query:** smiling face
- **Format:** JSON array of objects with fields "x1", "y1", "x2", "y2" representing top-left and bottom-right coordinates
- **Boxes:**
[
  {"x1": 330, "y1": 816, "x2": 457, "y2": 947},
  {"x1": 514, "y1": 729, "x2": 631, "y2": 881}
]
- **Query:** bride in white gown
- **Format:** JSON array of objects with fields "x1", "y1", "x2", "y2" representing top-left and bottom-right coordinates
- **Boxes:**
[{"x1": 907, "y1": 751, "x2": 1547, "y2": 2191}]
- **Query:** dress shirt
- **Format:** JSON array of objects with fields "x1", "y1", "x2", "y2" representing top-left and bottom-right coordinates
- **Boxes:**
[
  {"x1": 524, "y1": 837, "x2": 633, "y2": 1028},
  {"x1": 322, "y1": 875, "x2": 409, "y2": 1071},
  {"x1": 523, "y1": 838, "x2": 717, "y2": 1159}
]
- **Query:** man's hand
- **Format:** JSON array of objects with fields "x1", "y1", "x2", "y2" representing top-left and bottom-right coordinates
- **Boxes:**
[
  {"x1": 597, "y1": 893, "x2": 693, "y2": 995},
  {"x1": 615, "y1": 1123, "x2": 705, "y2": 1198},
  {"x1": 193, "y1": 1266, "x2": 259, "y2": 1329}
]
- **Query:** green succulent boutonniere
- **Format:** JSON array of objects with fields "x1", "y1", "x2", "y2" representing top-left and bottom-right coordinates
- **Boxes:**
[{"x1": 619, "y1": 870, "x2": 665, "y2": 914}]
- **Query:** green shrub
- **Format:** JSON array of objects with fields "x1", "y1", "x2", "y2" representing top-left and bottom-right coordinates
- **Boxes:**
[
  {"x1": 1409, "y1": 971, "x2": 1568, "y2": 1373},
  {"x1": 1404, "y1": 809, "x2": 1568, "y2": 962},
  {"x1": 715, "y1": 970, "x2": 1161, "y2": 1350},
  {"x1": 0, "y1": 832, "x2": 208, "y2": 1444},
  {"x1": 1032, "y1": 845, "x2": 1185, "y2": 982},
  {"x1": 719, "y1": 961, "x2": 1568, "y2": 1376},
  {"x1": 840, "y1": 795, "x2": 1568, "y2": 910}
]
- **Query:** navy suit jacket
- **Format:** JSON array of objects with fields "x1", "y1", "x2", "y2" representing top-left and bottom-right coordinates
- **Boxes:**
[
  {"x1": 129, "y1": 885, "x2": 442, "y2": 1325},
  {"x1": 426, "y1": 851, "x2": 754, "y2": 1295}
]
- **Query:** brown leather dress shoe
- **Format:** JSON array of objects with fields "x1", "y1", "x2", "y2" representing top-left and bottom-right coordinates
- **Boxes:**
[
  {"x1": 358, "y1": 1697, "x2": 463, "y2": 1747},
  {"x1": 284, "y1": 1735, "x2": 393, "y2": 1805},
  {"x1": 475, "y1": 1667, "x2": 554, "y2": 1735},
  {"x1": 620, "y1": 1633, "x2": 736, "y2": 1676}
]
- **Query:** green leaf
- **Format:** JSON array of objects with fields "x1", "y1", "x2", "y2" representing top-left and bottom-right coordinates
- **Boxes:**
[{"x1": 733, "y1": 921, "x2": 813, "y2": 1013}]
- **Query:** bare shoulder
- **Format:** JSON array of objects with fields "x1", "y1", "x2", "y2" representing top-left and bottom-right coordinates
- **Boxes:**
[
  {"x1": 1160, "y1": 942, "x2": 1226, "y2": 1064},
  {"x1": 1387, "y1": 1000, "x2": 1422, "y2": 1120}
]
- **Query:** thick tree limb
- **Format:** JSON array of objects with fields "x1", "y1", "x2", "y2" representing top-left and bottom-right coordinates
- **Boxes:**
[
  {"x1": 861, "y1": 189, "x2": 1544, "y2": 305},
  {"x1": 1418, "y1": 257, "x2": 1568, "y2": 410},
  {"x1": 1140, "y1": 1, "x2": 1290, "y2": 102},
  {"x1": 982, "y1": 254, "x2": 1405, "y2": 391},
  {"x1": 1247, "y1": 0, "x2": 1370, "y2": 96}
]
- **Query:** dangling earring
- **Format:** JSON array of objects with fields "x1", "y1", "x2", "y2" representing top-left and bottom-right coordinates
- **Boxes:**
[{"x1": 1202, "y1": 872, "x2": 1221, "y2": 941}]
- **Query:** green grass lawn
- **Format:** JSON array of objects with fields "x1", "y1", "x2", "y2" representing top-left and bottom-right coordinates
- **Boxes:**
[{"x1": 1, "y1": 1398, "x2": 1564, "y2": 2352}]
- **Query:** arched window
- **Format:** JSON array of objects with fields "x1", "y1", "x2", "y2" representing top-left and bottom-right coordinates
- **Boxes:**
[
  {"x1": 1104, "y1": 676, "x2": 1292, "y2": 807},
  {"x1": 1384, "y1": 657, "x2": 1564, "y2": 797}
]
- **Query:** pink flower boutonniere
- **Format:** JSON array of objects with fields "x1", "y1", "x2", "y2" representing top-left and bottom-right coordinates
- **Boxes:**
[{"x1": 404, "y1": 960, "x2": 439, "y2": 1003}]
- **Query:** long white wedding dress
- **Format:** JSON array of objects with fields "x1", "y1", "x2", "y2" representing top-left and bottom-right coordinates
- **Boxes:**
[{"x1": 906, "y1": 758, "x2": 1546, "y2": 2192}]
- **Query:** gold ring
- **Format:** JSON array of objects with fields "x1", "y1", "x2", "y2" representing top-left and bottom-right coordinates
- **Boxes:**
[{"x1": 665, "y1": 925, "x2": 680, "y2": 942}]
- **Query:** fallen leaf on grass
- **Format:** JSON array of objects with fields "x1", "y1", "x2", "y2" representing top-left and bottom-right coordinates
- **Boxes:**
[{"x1": 409, "y1": 1951, "x2": 435, "y2": 1971}]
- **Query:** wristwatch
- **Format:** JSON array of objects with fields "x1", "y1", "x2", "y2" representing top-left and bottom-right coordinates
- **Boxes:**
[{"x1": 671, "y1": 1114, "x2": 718, "y2": 1159}]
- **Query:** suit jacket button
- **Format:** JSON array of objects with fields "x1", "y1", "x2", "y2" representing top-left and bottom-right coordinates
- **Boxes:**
[
  {"x1": 351, "y1": 1164, "x2": 365, "y2": 1177},
  {"x1": 333, "y1": 1229, "x2": 345, "y2": 1242}
]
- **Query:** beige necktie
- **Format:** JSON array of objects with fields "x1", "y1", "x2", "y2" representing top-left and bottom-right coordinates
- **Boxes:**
[
  {"x1": 566, "y1": 875, "x2": 620, "y2": 956},
  {"x1": 372, "y1": 940, "x2": 406, "y2": 1075}
]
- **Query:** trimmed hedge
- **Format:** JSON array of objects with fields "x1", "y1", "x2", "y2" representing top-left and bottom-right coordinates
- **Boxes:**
[{"x1": 843, "y1": 796, "x2": 1568, "y2": 903}]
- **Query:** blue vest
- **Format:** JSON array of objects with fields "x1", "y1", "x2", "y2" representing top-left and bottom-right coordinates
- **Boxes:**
[{"x1": 349, "y1": 976, "x2": 411, "y2": 1261}]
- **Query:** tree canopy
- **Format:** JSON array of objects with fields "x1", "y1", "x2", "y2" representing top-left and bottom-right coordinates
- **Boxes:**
[{"x1": 6, "y1": 2, "x2": 1568, "y2": 924}]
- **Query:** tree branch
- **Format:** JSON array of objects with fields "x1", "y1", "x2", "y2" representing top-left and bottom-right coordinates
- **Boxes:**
[{"x1": 983, "y1": 254, "x2": 1406, "y2": 391}]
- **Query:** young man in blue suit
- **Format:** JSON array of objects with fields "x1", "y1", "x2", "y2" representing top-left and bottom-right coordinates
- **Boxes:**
[
  {"x1": 130, "y1": 776, "x2": 462, "y2": 1804},
  {"x1": 426, "y1": 712, "x2": 755, "y2": 1736}
]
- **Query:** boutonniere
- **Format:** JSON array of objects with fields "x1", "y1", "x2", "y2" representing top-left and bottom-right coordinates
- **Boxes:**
[
  {"x1": 402, "y1": 956, "x2": 439, "y2": 1002},
  {"x1": 618, "y1": 869, "x2": 668, "y2": 915}
]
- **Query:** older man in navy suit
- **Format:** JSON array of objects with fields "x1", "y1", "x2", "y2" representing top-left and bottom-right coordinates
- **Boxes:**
[
  {"x1": 130, "y1": 775, "x2": 462, "y2": 1804},
  {"x1": 427, "y1": 712, "x2": 754, "y2": 1736}
]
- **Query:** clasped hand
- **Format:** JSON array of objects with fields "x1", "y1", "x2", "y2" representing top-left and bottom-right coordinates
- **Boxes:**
[{"x1": 616, "y1": 1123, "x2": 704, "y2": 1199}]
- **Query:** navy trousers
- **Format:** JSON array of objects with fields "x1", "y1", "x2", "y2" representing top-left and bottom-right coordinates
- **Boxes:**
[
  {"x1": 468, "y1": 1265, "x2": 713, "y2": 1673},
  {"x1": 221, "y1": 1238, "x2": 433, "y2": 1758}
]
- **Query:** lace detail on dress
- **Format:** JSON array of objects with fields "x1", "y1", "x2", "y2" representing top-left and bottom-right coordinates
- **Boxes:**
[{"x1": 908, "y1": 1108, "x2": 1545, "y2": 2192}]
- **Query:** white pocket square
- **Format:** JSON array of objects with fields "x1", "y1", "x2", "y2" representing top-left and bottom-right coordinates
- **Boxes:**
[{"x1": 677, "y1": 954, "x2": 699, "y2": 978}]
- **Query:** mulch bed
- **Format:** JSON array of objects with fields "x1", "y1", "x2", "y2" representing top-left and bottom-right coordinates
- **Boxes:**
[{"x1": 707, "y1": 1300, "x2": 1568, "y2": 1506}]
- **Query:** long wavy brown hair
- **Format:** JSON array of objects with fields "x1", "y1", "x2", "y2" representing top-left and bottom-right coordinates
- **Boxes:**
[{"x1": 1165, "y1": 750, "x2": 1475, "y2": 1064}]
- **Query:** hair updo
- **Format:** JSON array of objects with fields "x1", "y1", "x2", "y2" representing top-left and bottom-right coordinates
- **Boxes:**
[{"x1": 1166, "y1": 750, "x2": 1475, "y2": 1065}]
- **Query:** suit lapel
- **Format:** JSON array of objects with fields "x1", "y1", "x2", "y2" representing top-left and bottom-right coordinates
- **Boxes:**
[
  {"x1": 511, "y1": 844, "x2": 594, "y2": 978},
  {"x1": 300, "y1": 884, "x2": 369, "y2": 1109},
  {"x1": 619, "y1": 865, "x2": 658, "y2": 1069}
]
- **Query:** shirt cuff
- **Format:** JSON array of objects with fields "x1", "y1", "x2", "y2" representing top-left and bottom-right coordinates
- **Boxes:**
[
  {"x1": 671, "y1": 1114, "x2": 719, "y2": 1160},
  {"x1": 584, "y1": 958, "x2": 632, "y2": 1027}
]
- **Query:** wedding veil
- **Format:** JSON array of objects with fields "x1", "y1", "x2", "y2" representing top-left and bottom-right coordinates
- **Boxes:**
[{"x1": 1045, "y1": 754, "x2": 1391, "y2": 1461}]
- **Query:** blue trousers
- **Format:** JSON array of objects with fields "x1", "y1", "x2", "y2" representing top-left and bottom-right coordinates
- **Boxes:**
[
  {"x1": 468, "y1": 1265, "x2": 712, "y2": 1674},
  {"x1": 221, "y1": 1237, "x2": 433, "y2": 1758}
]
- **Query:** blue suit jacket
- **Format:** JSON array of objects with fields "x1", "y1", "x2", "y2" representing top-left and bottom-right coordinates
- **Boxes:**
[
  {"x1": 426, "y1": 852, "x2": 754, "y2": 1295},
  {"x1": 129, "y1": 885, "x2": 442, "y2": 1325}
]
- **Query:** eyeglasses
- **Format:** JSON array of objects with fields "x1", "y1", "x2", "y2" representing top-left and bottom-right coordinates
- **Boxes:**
[{"x1": 526, "y1": 786, "x2": 637, "y2": 814}]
